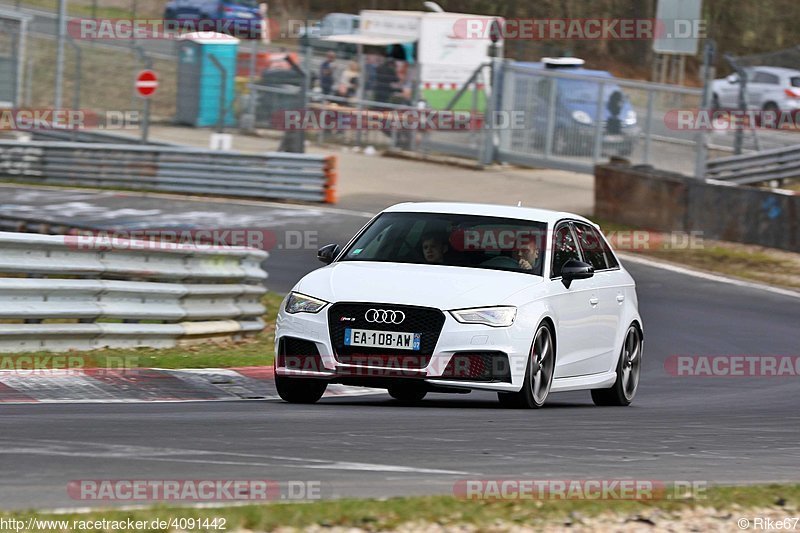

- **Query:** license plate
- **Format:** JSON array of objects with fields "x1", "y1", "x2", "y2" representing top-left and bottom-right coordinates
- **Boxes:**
[{"x1": 344, "y1": 328, "x2": 421, "y2": 351}]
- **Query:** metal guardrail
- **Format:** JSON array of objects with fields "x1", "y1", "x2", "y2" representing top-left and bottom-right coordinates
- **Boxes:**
[
  {"x1": 705, "y1": 144, "x2": 800, "y2": 185},
  {"x1": 0, "y1": 140, "x2": 338, "y2": 203},
  {"x1": 0, "y1": 231, "x2": 269, "y2": 353}
]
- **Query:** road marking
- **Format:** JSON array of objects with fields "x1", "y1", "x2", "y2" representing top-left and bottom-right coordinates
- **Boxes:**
[{"x1": 618, "y1": 252, "x2": 800, "y2": 299}]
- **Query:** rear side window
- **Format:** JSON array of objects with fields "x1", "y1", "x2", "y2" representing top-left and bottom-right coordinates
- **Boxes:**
[
  {"x1": 551, "y1": 223, "x2": 580, "y2": 277},
  {"x1": 574, "y1": 223, "x2": 608, "y2": 271},
  {"x1": 753, "y1": 71, "x2": 780, "y2": 84}
]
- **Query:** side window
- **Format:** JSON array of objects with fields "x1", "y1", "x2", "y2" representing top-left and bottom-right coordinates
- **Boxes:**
[
  {"x1": 753, "y1": 72, "x2": 779, "y2": 85},
  {"x1": 601, "y1": 231, "x2": 620, "y2": 269},
  {"x1": 551, "y1": 223, "x2": 580, "y2": 277},
  {"x1": 574, "y1": 223, "x2": 608, "y2": 271}
]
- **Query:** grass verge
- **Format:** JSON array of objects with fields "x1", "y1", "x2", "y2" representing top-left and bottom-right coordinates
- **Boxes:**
[
  {"x1": 596, "y1": 219, "x2": 800, "y2": 290},
  {"x1": 2, "y1": 484, "x2": 798, "y2": 531}
]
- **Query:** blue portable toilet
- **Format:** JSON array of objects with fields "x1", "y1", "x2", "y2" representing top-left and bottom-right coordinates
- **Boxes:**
[{"x1": 176, "y1": 32, "x2": 239, "y2": 127}]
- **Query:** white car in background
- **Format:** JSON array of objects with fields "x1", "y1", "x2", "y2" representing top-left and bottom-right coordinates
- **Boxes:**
[
  {"x1": 275, "y1": 203, "x2": 643, "y2": 408},
  {"x1": 712, "y1": 66, "x2": 800, "y2": 113}
]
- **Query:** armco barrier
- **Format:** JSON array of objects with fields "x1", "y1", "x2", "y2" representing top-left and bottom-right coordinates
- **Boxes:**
[
  {"x1": 705, "y1": 145, "x2": 800, "y2": 185},
  {"x1": 596, "y1": 161, "x2": 799, "y2": 253},
  {"x1": 0, "y1": 231, "x2": 269, "y2": 353},
  {"x1": 0, "y1": 140, "x2": 338, "y2": 203}
]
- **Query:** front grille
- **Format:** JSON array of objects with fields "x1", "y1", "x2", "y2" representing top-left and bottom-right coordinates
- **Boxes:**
[
  {"x1": 439, "y1": 352, "x2": 512, "y2": 382},
  {"x1": 278, "y1": 336, "x2": 324, "y2": 372},
  {"x1": 328, "y1": 302, "x2": 446, "y2": 369}
]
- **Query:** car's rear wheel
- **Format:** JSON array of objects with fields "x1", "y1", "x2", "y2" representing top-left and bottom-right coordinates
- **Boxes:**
[
  {"x1": 498, "y1": 324, "x2": 554, "y2": 409},
  {"x1": 388, "y1": 383, "x2": 427, "y2": 404},
  {"x1": 275, "y1": 375, "x2": 327, "y2": 404},
  {"x1": 591, "y1": 324, "x2": 641, "y2": 406}
]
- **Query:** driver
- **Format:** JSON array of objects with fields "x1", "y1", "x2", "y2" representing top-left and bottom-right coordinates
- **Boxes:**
[{"x1": 513, "y1": 239, "x2": 541, "y2": 270}]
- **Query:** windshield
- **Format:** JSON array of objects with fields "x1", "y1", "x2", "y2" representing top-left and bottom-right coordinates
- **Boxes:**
[
  {"x1": 558, "y1": 79, "x2": 622, "y2": 103},
  {"x1": 340, "y1": 212, "x2": 548, "y2": 276}
]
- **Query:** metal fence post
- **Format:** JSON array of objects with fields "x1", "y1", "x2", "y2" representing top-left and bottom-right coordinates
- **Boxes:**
[
  {"x1": 66, "y1": 37, "x2": 81, "y2": 141},
  {"x1": 54, "y1": 0, "x2": 67, "y2": 109},
  {"x1": 543, "y1": 76, "x2": 557, "y2": 158},
  {"x1": 694, "y1": 40, "x2": 715, "y2": 179},
  {"x1": 642, "y1": 89, "x2": 655, "y2": 165},
  {"x1": 133, "y1": 45, "x2": 153, "y2": 143},
  {"x1": 591, "y1": 80, "x2": 606, "y2": 162}
]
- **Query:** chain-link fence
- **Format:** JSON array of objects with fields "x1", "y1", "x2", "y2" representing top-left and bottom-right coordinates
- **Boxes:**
[
  {"x1": 247, "y1": 44, "x2": 706, "y2": 175},
  {"x1": 23, "y1": 33, "x2": 177, "y2": 122},
  {"x1": 497, "y1": 62, "x2": 703, "y2": 175},
  {"x1": 0, "y1": 8, "x2": 28, "y2": 108}
]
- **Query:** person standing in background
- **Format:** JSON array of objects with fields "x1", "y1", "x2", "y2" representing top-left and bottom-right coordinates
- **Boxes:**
[{"x1": 320, "y1": 51, "x2": 336, "y2": 96}]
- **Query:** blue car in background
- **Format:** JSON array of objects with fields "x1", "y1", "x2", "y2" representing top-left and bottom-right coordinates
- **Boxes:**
[
  {"x1": 513, "y1": 60, "x2": 639, "y2": 156},
  {"x1": 164, "y1": 0, "x2": 264, "y2": 39}
]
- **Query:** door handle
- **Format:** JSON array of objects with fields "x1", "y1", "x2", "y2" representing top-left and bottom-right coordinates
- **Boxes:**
[
  {"x1": 616, "y1": 294, "x2": 625, "y2": 303},
  {"x1": 589, "y1": 297, "x2": 599, "y2": 306}
]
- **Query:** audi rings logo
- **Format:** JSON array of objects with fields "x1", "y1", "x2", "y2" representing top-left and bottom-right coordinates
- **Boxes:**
[{"x1": 364, "y1": 309, "x2": 406, "y2": 324}]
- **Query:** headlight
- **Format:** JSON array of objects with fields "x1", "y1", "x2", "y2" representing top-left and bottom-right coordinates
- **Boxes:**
[
  {"x1": 624, "y1": 109, "x2": 637, "y2": 126},
  {"x1": 571, "y1": 110, "x2": 593, "y2": 125},
  {"x1": 450, "y1": 306, "x2": 517, "y2": 327},
  {"x1": 285, "y1": 292, "x2": 328, "y2": 314}
]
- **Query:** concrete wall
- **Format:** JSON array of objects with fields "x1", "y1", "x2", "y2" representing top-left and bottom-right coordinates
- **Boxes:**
[{"x1": 595, "y1": 161, "x2": 799, "y2": 253}]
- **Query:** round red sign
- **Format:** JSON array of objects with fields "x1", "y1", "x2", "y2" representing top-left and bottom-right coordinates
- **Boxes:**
[{"x1": 135, "y1": 70, "x2": 158, "y2": 98}]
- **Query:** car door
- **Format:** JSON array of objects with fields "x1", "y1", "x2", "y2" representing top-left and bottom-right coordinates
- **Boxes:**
[
  {"x1": 574, "y1": 222, "x2": 621, "y2": 373},
  {"x1": 716, "y1": 73, "x2": 740, "y2": 109},
  {"x1": 748, "y1": 70, "x2": 779, "y2": 109},
  {"x1": 548, "y1": 221, "x2": 603, "y2": 379}
]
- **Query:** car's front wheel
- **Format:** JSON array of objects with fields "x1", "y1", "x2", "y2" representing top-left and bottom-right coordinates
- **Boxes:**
[
  {"x1": 498, "y1": 323, "x2": 554, "y2": 409},
  {"x1": 591, "y1": 324, "x2": 642, "y2": 406},
  {"x1": 275, "y1": 375, "x2": 327, "y2": 404}
]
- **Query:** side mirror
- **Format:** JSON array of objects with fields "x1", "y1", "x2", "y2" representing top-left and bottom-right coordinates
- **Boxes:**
[
  {"x1": 560, "y1": 259, "x2": 594, "y2": 288},
  {"x1": 317, "y1": 243, "x2": 341, "y2": 265},
  {"x1": 726, "y1": 74, "x2": 738, "y2": 84}
]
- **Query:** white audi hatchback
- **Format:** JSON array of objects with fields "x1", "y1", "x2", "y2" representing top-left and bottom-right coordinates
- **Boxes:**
[{"x1": 275, "y1": 202, "x2": 643, "y2": 408}]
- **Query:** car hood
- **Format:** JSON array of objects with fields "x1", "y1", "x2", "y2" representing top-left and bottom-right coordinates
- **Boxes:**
[{"x1": 295, "y1": 261, "x2": 543, "y2": 309}]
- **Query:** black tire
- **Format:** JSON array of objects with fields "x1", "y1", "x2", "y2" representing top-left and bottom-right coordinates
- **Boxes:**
[
  {"x1": 275, "y1": 374, "x2": 327, "y2": 404},
  {"x1": 388, "y1": 383, "x2": 427, "y2": 404},
  {"x1": 497, "y1": 323, "x2": 555, "y2": 409},
  {"x1": 591, "y1": 324, "x2": 642, "y2": 406}
]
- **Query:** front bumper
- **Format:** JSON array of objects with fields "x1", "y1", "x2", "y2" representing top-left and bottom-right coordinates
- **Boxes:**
[{"x1": 275, "y1": 303, "x2": 532, "y2": 392}]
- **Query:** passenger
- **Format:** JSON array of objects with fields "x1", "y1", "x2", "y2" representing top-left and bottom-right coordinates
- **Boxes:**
[{"x1": 421, "y1": 233, "x2": 448, "y2": 264}]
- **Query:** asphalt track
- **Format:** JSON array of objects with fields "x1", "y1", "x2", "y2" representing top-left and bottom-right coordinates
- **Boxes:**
[{"x1": 0, "y1": 186, "x2": 799, "y2": 510}]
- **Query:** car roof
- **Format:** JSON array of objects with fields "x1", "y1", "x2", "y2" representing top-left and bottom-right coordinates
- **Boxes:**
[
  {"x1": 382, "y1": 202, "x2": 594, "y2": 226},
  {"x1": 751, "y1": 66, "x2": 800, "y2": 76},
  {"x1": 512, "y1": 62, "x2": 615, "y2": 79}
]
